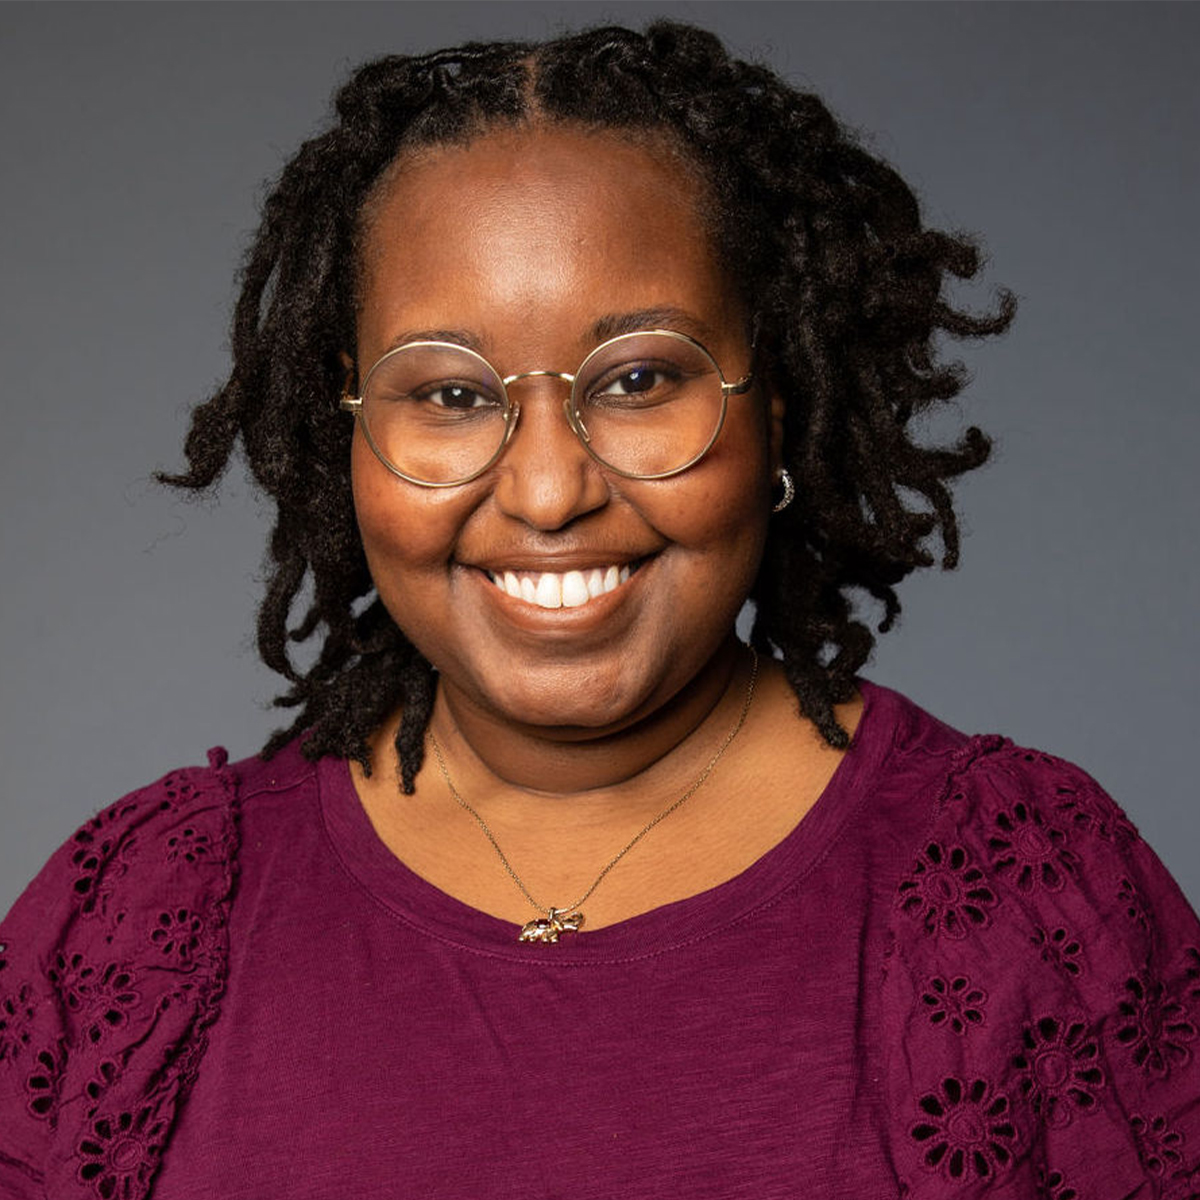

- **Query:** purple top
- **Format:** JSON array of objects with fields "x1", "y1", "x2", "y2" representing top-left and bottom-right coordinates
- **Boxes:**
[{"x1": 3, "y1": 681, "x2": 1199, "y2": 1198}]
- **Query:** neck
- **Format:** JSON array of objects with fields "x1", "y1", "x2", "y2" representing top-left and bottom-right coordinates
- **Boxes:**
[{"x1": 425, "y1": 635, "x2": 749, "y2": 803}]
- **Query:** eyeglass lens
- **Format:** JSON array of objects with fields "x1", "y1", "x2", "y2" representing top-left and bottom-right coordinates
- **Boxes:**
[{"x1": 357, "y1": 332, "x2": 727, "y2": 485}]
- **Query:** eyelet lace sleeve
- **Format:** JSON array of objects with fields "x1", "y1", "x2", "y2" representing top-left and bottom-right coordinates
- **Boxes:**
[
  {"x1": 884, "y1": 737, "x2": 1200, "y2": 1198},
  {"x1": 0, "y1": 750, "x2": 239, "y2": 1200}
]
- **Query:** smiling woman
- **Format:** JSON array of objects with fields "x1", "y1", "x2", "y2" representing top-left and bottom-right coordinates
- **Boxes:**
[
  {"x1": 2, "y1": 19, "x2": 1198, "y2": 1200},
  {"x1": 351, "y1": 125, "x2": 772, "y2": 761}
]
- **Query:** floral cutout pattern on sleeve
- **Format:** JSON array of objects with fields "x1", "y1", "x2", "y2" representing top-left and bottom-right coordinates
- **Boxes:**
[
  {"x1": 0, "y1": 750, "x2": 239, "y2": 1199},
  {"x1": 886, "y1": 736, "x2": 1200, "y2": 1198}
]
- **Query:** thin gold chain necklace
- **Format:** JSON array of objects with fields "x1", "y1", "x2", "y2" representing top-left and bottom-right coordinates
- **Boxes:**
[{"x1": 427, "y1": 647, "x2": 759, "y2": 944}]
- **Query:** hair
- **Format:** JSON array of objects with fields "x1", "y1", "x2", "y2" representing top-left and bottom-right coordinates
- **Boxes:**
[{"x1": 160, "y1": 20, "x2": 1014, "y2": 791}]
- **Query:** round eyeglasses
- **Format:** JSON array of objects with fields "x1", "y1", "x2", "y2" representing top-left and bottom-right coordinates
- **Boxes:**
[{"x1": 340, "y1": 329, "x2": 754, "y2": 487}]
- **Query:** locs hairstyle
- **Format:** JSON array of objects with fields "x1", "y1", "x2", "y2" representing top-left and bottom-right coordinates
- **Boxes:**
[{"x1": 162, "y1": 21, "x2": 1014, "y2": 791}]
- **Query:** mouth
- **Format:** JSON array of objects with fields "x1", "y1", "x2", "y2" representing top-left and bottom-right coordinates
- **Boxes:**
[{"x1": 483, "y1": 560, "x2": 646, "y2": 610}]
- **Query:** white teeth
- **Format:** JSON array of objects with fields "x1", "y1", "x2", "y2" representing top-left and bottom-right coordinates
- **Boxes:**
[
  {"x1": 487, "y1": 562, "x2": 640, "y2": 609},
  {"x1": 561, "y1": 570, "x2": 589, "y2": 608},
  {"x1": 535, "y1": 573, "x2": 562, "y2": 609}
]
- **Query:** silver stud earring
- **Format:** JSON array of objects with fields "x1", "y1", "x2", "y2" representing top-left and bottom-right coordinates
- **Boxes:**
[{"x1": 772, "y1": 467, "x2": 795, "y2": 513}]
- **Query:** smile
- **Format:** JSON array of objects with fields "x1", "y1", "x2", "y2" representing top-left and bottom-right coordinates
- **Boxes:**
[{"x1": 484, "y1": 563, "x2": 639, "y2": 610}]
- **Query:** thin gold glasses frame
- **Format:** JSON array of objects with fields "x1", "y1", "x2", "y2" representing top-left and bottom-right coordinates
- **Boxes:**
[{"x1": 339, "y1": 328, "x2": 754, "y2": 487}]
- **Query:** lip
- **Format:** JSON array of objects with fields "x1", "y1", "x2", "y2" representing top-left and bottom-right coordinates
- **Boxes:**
[
  {"x1": 461, "y1": 554, "x2": 654, "y2": 632},
  {"x1": 464, "y1": 551, "x2": 648, "y2": 574}
]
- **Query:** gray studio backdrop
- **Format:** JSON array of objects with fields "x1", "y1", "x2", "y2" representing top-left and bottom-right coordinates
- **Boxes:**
[{"x1": 1, "y1": 2, "x2": 1197, "y2": 915}]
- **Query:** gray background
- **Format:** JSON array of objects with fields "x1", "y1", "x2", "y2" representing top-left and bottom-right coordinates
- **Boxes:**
[{"x1": 1, "y1": 2, "x2": 1197, "y2": 915}]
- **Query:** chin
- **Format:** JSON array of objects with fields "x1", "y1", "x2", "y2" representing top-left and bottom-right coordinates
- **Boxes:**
[{"x1": 462, "y1": 658, "x2": 663, "y2": 735}]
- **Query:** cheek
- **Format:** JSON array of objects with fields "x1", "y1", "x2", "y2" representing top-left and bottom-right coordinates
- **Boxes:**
[
  {"x1": 651, "y1": 480, "x2": 766, "y2": 558},
  {"x1": 677, "y1": 410, "x2": 773, "y2": 547},
  {"x1": 622, "y1": 411, "x2": 773, "y2": 589},
  {"x1": 350, "y1": 436, "x2": 463, "y2": 576}
]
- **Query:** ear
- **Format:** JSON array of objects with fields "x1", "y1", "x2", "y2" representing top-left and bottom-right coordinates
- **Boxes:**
[
  {"x1": 339, "y1": 350, "x2": 357, "y2": 395},
  {"x1": 767, "y1": 385, "x2": 786, "y2": 476}
]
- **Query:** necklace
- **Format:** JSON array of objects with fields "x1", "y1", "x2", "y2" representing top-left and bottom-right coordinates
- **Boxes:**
[{"x1": 427, "y1": 647, "x2": 759, "y2": 944}]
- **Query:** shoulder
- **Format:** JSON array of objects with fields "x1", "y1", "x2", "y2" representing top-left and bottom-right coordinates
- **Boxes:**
[
  {"x1": 887, "y1": 720, "x2": 1184, "y2": 981},
  {"x1": 867, "y1": 687, "x2": 1200, "y2": 1196},
  {"x1": 0, "y1": 740, "x2": 308, "y2": 1198},
  {"x1": 3, "y1": 746, "x2": 251, "y2": 955},
  {"x1": 2, "y1": 748, "x2": 242, "y2": 980}
]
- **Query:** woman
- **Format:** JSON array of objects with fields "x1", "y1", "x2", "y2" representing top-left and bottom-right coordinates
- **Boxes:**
[{"x1": 2, "y1": 20, "x2": 1197, "y2": 1199}]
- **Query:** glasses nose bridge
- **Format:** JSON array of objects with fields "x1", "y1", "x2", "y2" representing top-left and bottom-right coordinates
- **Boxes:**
[
  {"x1": 501, "y1": 367, "x2": 576, "y2": 390},
  {"x1": 500, "y1": 368, "x2": 591, "y2": 449}
]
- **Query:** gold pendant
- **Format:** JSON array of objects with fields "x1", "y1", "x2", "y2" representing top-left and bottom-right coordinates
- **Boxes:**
[{"x1": 518, "y1": 908, "x2": 584, "y2": 944}]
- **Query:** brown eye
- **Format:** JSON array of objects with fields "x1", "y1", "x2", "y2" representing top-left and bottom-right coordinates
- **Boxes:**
[
  {"x1": 588, "y1": 361, "x2": 685, "y2": 406},
  {"x1": 424, "y1": 383, "x2": 496, "y2": 410},
  {"x1": 603, "y1": 367, "x2": 662, "y2": 395}
]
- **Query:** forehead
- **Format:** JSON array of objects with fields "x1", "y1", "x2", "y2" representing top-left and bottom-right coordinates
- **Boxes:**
[{"x1": 354, "y1": 124, "x2": 739, "y2": 361}]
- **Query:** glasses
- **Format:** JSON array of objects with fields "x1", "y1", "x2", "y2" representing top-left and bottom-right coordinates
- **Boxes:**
[{"x1": 340, "y1": 329, "x2": 754, "y2": 487}]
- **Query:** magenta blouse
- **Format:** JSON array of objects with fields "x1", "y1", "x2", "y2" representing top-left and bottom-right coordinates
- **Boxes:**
[{"x1": 2, "y1": 681, "x2": 1199, "y2": 1198}]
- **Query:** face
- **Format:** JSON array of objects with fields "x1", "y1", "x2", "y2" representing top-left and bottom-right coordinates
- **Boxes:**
[{"x1": 351, "y1": 124, "x2": 779, "y2": 735}]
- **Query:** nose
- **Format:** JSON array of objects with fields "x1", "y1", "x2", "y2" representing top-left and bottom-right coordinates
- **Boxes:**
[{"x1": 491, "y1": 378, "x2": 609, "y2": 530}]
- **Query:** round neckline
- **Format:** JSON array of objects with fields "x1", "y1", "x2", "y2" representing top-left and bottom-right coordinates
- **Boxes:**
[{"x1": 317, "y1": 678, "x2": 907, "y2": 964}]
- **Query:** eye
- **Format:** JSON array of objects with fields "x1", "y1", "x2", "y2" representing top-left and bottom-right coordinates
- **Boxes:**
[
  {"x1": 583, "y1": 355, "x2": 696, "y2": 412},
  {"x1": 586, "y1": 359, "x2": 694, "y2": 411},
  {"x1": 594, "y1": 366, "x2": 672, "y2": 397},
  {"x1": 416, "y1": 382, "x2": 503, "y2": 411}
]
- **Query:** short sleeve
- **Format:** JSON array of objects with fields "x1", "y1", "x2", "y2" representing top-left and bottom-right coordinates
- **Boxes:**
[
  {"x1": 884, "y1": 738, "x2": 1200, "y2": 1199},
  {"x1": 0, "y1": 751, "x2": 239, "y2": 1200},
  {"x1": 0, "y1": 843, "x2": 68, "y2": 1200}
]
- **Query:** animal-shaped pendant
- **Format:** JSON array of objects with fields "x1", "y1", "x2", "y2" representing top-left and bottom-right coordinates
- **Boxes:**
[{"x1": 518, "y1": 908, "x2": 584, "y2": 943}]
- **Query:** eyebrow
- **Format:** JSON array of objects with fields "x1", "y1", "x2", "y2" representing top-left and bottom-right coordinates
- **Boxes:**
[
  {"x1": 377, "y1": 307, "x2": 718, "y2": 361},
  {"x1": 589, "y1": 307, "x2": 718, "y2": 345},
  {"x1": 380, "y1": 328, "x2": 486, "y2": 356}
]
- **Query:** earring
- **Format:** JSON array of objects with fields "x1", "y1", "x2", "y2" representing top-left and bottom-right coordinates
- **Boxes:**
[{"x1": 772, "y1": 468, "x2": 795, "y2": 513}]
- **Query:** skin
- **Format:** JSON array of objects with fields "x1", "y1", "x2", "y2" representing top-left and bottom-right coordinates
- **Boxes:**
[{"x1": 349, "y1": 124, "x2": 863, "y2": 930}]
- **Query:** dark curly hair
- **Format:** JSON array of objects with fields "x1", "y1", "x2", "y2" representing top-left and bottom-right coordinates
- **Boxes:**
[{"x1": 160, "y1": 20, "x2": 1013, "y2": 792}]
